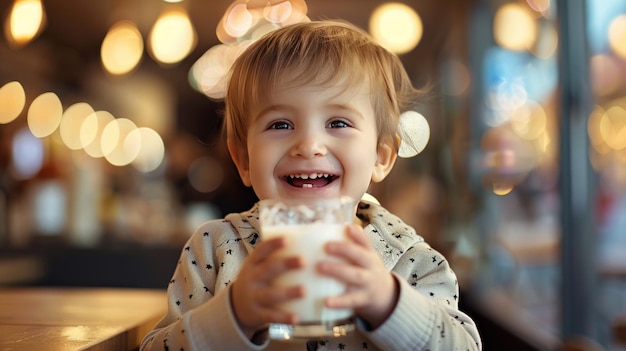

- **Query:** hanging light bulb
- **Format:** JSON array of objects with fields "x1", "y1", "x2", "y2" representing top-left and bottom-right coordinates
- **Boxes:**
[
  {"x1": 369, "y1": 2, "x2": 422, "y2": 55},
  {"x1": 101, "y1": 20, "x2": 144, "y2": 75},
  {"x1": 4, "y1": 0, "x2": 46, "y2": 48},
  {"x1": 148, "y1": 7, "x2": 197, "y2": 64}
]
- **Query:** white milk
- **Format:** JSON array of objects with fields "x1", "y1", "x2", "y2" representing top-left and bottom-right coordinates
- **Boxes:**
[{"x1": 262, "y1": 223, "x2": 353, "y2": 323}]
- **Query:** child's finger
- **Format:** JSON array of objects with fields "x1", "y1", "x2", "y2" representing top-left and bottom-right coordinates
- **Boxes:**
[
  {"x1": 317, "y1": 260, "x2": 368, "y2": 286},
  {"x1": 248, "y1": 237, "x2": 286, "y2": 264},
  {"x1": 256, "y1": 284, "x2": 306, "y2": 306},
  {"x1": 255, "y1": 256, "x2": 305, "y2": 282},
  {"x1": 344, "y1": 224, "x2": 373, "y2": 249}
]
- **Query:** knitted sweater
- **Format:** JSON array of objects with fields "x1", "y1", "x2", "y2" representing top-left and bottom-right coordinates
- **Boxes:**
[{"x1": 141, "y1": 201, "x2": 482, "y2": 350}]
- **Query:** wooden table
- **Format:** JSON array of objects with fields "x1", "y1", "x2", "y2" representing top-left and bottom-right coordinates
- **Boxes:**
[{"x1": 0, "y1": 288, "x2": 167, "y2": 351}]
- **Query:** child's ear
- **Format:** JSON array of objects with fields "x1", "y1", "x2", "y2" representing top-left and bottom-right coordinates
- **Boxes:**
[
  {"x1": 227, "y1": 139, "x2": 252, "y2": 187},
  {"x1": 372, "y1": 138, "x2": 398, "y2": 183}
]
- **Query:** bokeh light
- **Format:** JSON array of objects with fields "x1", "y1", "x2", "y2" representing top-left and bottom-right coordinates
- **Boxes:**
[
  {"x1": 27, "y1": 92, "x2": 63, "y2": 138},
  {"x1": 190, "y1": 42, "x2": 252, "y2": 99},
  {"x1": 588, "y1": 105, "x2": 612, "y2": 155},
  {"x1": 524, "y1": 0, "x2": 551, "y2": 14},
  {"x1": 60, "y1": 102, "x2": 95, "y2": 150},
  {"x1": 510, "y1": 100, "x2": 547, "y2": 140},
  {"x1": 600, "y1": 105, "x2": 626, "y2": 150},
  {"x1": 369, "y1": 2, "x2": 422, "y2": 54},
  {"x1": 126, "y1": 127, "x2": 165, "y2": 173},
  {"x1": 263, "y1": 1, "x2": 293, "y2": 23},
  {"x1": 149, "y1": 8, "x2": 197, "y2": 64},
  {"x1": 11, "y1": 127, "x2": 44, "y2": 180},
  {"x1": 4, "y1": 0, "x2": 46, "y2": 48},
  {"x1": 0, "y1": 81, "x2": 26, "y2": 124},
  {"x1": 101, "y1": 21, "x2": 144, "y2": 75},
  {"x1": 608, "y1": 14, "x2": 626, "y2": 59},
  {"x1": 101, "y1": 118, "x2": 139, "y2": 166},
  {"x1": 529, "y1": 21, "x2": 558, "y2": 59},
  {"x1": 493, "y1": 3, "x2": 537, "y2": 51},
  {"x1": 80, "y1": 110, "x2": 115, "y2": 158},
  {"x1": 223, "y1": 2, "x2": 255, "y2": 38}
]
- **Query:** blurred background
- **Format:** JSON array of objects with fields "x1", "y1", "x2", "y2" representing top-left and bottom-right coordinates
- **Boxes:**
[{"x1": 1, "y1": 0, "x2": 626, "y2": 349}]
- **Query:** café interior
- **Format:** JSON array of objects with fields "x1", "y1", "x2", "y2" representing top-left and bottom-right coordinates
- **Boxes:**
[{"x1": 1, "y1": 0, "x2": 626, "y2": 350}]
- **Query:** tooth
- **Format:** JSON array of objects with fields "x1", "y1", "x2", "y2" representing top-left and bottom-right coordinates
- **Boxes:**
[
  {"x1": 300, "y1": 174, "x2": 308, "y2": 179},
  {"x1": 303, "y1": 184, "x2": 313, "y2": 188},
  {"x1": 310, "y1": 173, "x2": 318, "y2": 179}
]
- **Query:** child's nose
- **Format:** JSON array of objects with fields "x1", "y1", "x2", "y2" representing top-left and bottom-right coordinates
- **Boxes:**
[{"x1": 290, "y1": 132, "x2": 327, "y2": 158}]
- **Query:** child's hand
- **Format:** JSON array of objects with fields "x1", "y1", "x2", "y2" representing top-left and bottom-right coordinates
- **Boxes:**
[
  {"x1": 319, "y1": 224, "x2": 399, "y2": 329},
  {"x1": 230, "y1": 237, "x2": 305, "y2": 338}
]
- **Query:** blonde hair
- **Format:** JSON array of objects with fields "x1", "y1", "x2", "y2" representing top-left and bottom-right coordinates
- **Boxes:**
[{"x1": 225, "y1": 20, "x2": 423, "y2": 151}]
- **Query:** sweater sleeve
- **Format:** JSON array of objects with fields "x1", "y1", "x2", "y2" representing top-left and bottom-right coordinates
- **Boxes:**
[
  {"x1": 140, "y1": 220, "x2": 266, "y2": 351},
  {"x1": 362, "y1": 243, "x2": 482, "y2": 351},
  {"x1": 141, "y1": 286, "x2": 267, "y2": 351}
]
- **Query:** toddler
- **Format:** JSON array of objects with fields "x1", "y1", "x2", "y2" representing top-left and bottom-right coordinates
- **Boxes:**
[{"x1": 141, "y1": 20, "x2": 481, "y2": 351}]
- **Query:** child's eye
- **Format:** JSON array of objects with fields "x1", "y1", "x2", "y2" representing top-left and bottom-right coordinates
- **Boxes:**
[
  {"x1": 328, "y1": 119, "x2": 350, "y2": 128},
  {"x1": 268, "y1": 121, "x2": 292, "y2": 130}
]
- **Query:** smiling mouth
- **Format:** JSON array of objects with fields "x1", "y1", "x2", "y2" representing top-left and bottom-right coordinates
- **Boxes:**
[{"x1": 284, "y1": 173, "x2": 338, "y2": 188}]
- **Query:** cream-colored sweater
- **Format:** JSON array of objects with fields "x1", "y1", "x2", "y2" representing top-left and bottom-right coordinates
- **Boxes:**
[{"x1": 141, "y1": 201, "x2": 482, "y2": 350}]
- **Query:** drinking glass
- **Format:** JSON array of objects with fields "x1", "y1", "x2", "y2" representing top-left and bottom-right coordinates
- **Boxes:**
[{"x1": 258, "y1": 197, "x2": 356, "y2": 339}]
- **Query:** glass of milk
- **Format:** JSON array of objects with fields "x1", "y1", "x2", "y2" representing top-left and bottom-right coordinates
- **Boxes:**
[{"x1": 258, "y1": 197, "x2": 356, "y2": 339}]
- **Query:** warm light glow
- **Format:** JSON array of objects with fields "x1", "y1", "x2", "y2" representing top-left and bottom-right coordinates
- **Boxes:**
[
  {"x1": 61, "y1": 326, "x2": 90, "y2": 341},
  {"x1": 224, "y1": 2, "x2": 255, "y2": 38},
  {"x1": 588, "y1": 105, "x2": 611, "y2": 155},
  {"x1": 0, "y1": 81, "x2": 26, "y2": 124},
  {"x1": 525, "y1": 0, "x2": 551, "y2": 14},
  {"x1": 126, "y1": 127, "x2": 165, "y2": 172},
  {"x1": 264, "y1": 1, "x2": 292, "y2": 23},
  {"x1": 5, "y1": 0, "x2": 45, "y2": 48},
  {"x1": 369, "y1": 2, "x2": 422, "y2": 54},
  {"x1": 101, "y1": 118, "x2": 140, "y2": 166},
  {"x1": 608, "y1": 14, "x2": 626, "y2": 59},
  {"x1": 60, "y1": 102, "x2": 95, "y2": 150},
  {"x1": 493, "y1": 183, "x2": 514, "y2": 195},
  {"x1": 190, "y1": 42, "x2": 251, "y2": 100},
  {"x1": 101, "y1": 21, "x2": 144, "y2": 75},
  {"x1": 494, "y1": 3, "x2": 537, "y2": 51},
  {"x1": 510, "y1": 100, "x2": 547, "y2": 140},
  {"x1": 27, "y1": 92, "x2": 63, "y2": 138},
  {"x1": 216, "y1": 0, "x2": 307, "y2": 44},
  {"x1": 80, "y1": 110, "x2": 115, "y2": 158},
  {"x1": 277, "y1": 0, "x2": 308, "y2": 26},
  {"x1": 499, "y1": 83, "x2": 528, "y2": 111},
  {"x1": 529, "y1": 22, "x2": 558, "y2": 59},
  {"x1": 600, "y1": 105, "x2": 626, "y2": 150},
  {"x1": 201, "y1": 1, "x2": 309, "y2": 99},
  {"x1": 149, "y1": 8, "x2": 197, "y2": 64}
]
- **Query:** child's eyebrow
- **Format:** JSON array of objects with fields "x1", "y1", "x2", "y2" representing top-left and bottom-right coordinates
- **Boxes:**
[
  {"x1": 252, "y1": 103, "x2": 365, "y2": 121},
  {"x1": 252, "y1": 104, "x2": 294, "y2": 121},
  {"x1": 326, "y1": 104, "x2": 365, "y2": 120}
]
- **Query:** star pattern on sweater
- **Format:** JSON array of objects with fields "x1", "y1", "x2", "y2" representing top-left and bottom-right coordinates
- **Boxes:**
[{"x1": 155, "y1": 201, "x2": 478, "y2": 351}]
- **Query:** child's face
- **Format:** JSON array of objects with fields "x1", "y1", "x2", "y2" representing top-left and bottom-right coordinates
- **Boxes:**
[{"x1": 229, "y1": 82, "x2": 396, "y2": 203}]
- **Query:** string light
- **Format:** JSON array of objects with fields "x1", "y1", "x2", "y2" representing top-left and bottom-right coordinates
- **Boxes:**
[
  {"x1": 148, "y1": 8, "x2": 197, "y2": 65},
  {"x1": 4, "y1": 0, "x2": 46, "y2": 48},
  {"x1": 101, "y1": 21, "x2": 144, "y2": 75},
  {"x1": 369, "y1": 2, "x2": 422, "y2": 55}
]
